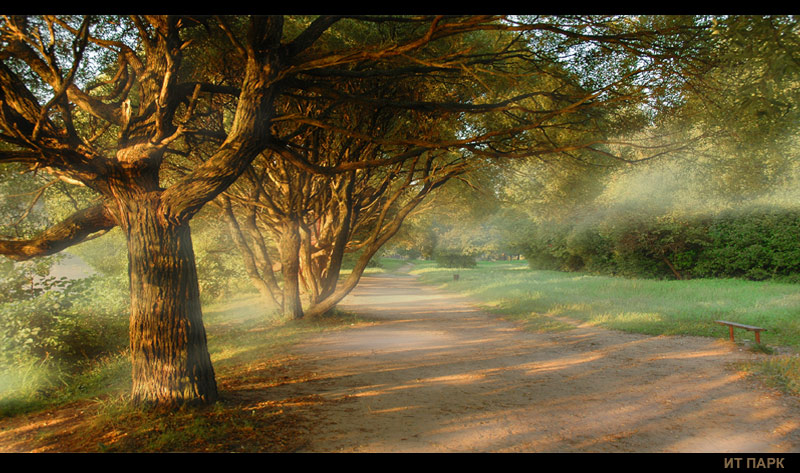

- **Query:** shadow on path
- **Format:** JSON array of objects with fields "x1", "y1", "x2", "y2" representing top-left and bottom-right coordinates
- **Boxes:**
[{"x1": 264, "y1": 271, "x2": 800, "y2": 453}]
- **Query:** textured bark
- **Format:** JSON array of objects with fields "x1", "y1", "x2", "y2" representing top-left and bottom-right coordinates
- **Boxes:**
[
  {"x1": 222, "y1": 197, "x2": 281, "y2": 306},
  {"x1": 662, "y1": 255, "x2": 684, "y2": 280},
  {"x1": 278, "y1": 219, "x2": 304, "y2": 319},
  {"x1": 0, "y1": 204, "x2": 116, "y2": 261},
  {"x1": 298, "y1": 223, "x2": 321, "y2": 304},
  {"x1": 120, "y1": 193, "x2": 218, "y2": 406}
]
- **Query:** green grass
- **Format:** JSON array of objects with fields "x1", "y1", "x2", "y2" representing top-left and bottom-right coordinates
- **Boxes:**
[
  {"x1": 410, "y1": 260, "x2": 800, "y2": 347},
  {"x1": 0, "y1": 353, "x2": 132, "y2": 418},
  {"x1": 407, "y1": 259, "x2": 800, "y2": 396},
  {"x1": 203, "y1": 293, "x2": 368, "y2": 373},
  {"x1": 741, "y1": 355, "x2": 800, "y2": 395}
]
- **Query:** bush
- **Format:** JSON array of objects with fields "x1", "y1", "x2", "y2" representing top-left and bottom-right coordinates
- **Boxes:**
[
  {"x1": 0, "y1": 274, "x2": 128, "y2": 369},
  {"x1": 521, "y1": 207, "x2": 800, "y2": 282},
  {"x1": 565, "y1": 226, "x2": 616, "y2": 274},
  {"x1": 434, "y1": 251, "x2": 477, "y2": 268},
  {"x1": 520, "y1": 223, "x2": 572, "y2": 271},
  {"x1": 694, "y1": 208, "x2": 800, "y2": 280}
]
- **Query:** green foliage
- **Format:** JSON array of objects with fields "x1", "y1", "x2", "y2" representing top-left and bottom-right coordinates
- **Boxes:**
[
  {"x1": 0, "y1": 270, "x2": 129, "y2": 415},
  {"x1": 434, "y1": 251, "x2": 477, "y2": 269},
  {"x1": 520, "y1": 206, "x2": 800, "y2": 283},
  {"x1": 519, "y1": 222, "x2": 572, "y2": 271},
  {"x1": 0, "y1": 256, "x2": 129, "y2": 411},
  {"x1": 386, "y1": 176, "x2": 531, "y2": 261},
  {"x1": 695, "y1": 207, "x2": 800, "y2": 281},
  {"x1": 69, "y1": 228, "x2": 128, "y2": 277},
  {"x1": 340, "y1": 249, "x2": 383, "y2": 270},
  {"x1": 0, "y1": 274, "x2": 128, "y2": 368},
  {"x1": 564, "y1": 224, "x2": 616, "y2": 274},
  {"x1": 190, "y1": 212, "x2": 254, "y2": 303}
]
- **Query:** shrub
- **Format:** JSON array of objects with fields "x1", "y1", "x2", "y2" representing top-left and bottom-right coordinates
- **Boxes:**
[
  {"x1": 434, "y1": 251, "x2": 477, "y2": 268},
  {"x1": 0, "y1": 274, "x2": 128, "y2": 369},
  {"x1": 565, "y1": 225, "x2": 616, "y2": 274},
  {"x1": 695, "y1": 207, "x2": 800, "y2": 280},
  {"x1": 520, "y1": 223, "x2": 571, "y2": 271},
  {"x1": 520, "y1": 206, "x2": 800, "y2": 283}
]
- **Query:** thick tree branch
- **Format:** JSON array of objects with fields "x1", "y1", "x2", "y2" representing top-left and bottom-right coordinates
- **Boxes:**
[{"x1": 0, "y1": 203, "x2": 117, "y2": 261}]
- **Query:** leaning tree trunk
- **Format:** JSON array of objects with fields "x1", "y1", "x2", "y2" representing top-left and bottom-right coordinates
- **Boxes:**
[
  {"x1": 120, "y1": 193, "x2": 218, "y2": 406},
  {"x1": 222, "y1": 197, "x2": 281, "y2": 307}
]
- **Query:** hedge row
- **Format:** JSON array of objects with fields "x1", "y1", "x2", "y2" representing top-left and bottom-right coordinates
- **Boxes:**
[
  {"x1": 520, "y1": 207, "x2": 800, "y2": 282},
  {"x1": 435, "y1": 251, "x2": 477, "y2": 268}
]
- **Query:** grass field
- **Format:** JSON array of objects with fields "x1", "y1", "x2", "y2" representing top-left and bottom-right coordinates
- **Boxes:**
[{"x1": 399, "y1": 258, "x2": 800, "y2": 395}]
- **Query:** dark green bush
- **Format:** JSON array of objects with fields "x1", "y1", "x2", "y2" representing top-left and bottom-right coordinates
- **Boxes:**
[
  {"x1": 694, "y1": 208, "x2": 800, "y2": 280},
  {"x1": 520, "y1": 223, "x2": 572, "y2": 271},
  {"x1": 434, "y1": 251, "x2": 477, "y2": 268},
  {"x1": 565, "y1": 226, "x2": 616, "y2": 274},
  {"x1": 521, "y1": 207, "x2": 800, "y2": 282}
]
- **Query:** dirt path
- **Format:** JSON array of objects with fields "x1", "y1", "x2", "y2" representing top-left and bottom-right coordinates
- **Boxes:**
[{"x1": 269, "y1": 267, "x2": 800, "y2": 453}]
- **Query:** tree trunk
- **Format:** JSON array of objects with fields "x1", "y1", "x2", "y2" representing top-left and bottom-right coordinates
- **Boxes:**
[
  {"x1": 222, "y1": 198, "x2": 281, "y2": 307},
  {"x1": 662, "y1": 255, "x2": 684, "y2": 280},
  {"x1": 279, "y1": 219, "x2": 304, "y2": 319},
  {"x1": 121, "y1": 194, "x2": 218, "y2": 406}
]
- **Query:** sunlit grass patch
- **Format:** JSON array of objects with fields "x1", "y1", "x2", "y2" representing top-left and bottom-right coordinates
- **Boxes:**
[
  {"x1": 202, "y1": 294, "x2": 370, "y2": 381},
  {"x1": 741, "y1": 355, "x2": 800, "y2": 396},
  {"x1": 586, "y1": 311, "x2": 664, "y2": 331},
  {"x1": 0, "y1": 290, "x2": 366, "y2": 424},
  {"x1": 90, "y1": 303, "x2": 367, "y2": 452},
  {"x1": 0, "y1": 353, "x2": 132, "y2": 418},
  {"x1": 505, "y1": 310, "x2": 576, "y2": 333},
  {"x1": 4, "y1": 291, "x2": 368, "y2": 451}
]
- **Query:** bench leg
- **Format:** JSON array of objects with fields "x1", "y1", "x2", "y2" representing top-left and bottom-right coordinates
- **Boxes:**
[
  {"x1": 729, "y1": 326, "x2": 735, "y2": 342},
  {"x1": 755, "y1": 331, "x2": 761, "y2": 344}
]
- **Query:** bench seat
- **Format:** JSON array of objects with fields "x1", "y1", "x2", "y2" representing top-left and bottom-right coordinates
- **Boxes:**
[{"x1": 715, "y1": 320, "x2": 766, "y2": 344}]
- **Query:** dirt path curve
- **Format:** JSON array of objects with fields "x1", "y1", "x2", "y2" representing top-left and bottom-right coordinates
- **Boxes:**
[{"x1": 271, "y1": 266, "x2": 800, "y2": 453}]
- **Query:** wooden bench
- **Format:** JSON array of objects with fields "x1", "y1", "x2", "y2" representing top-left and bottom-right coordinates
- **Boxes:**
[{"x1": 715, "y1": 320, "x2": 767, "y2": 344}]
